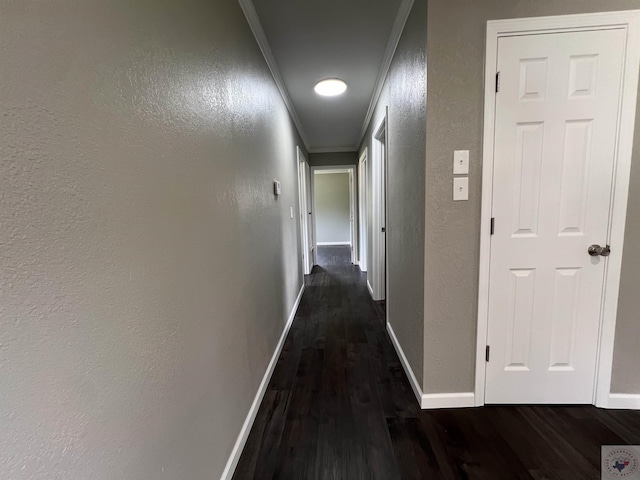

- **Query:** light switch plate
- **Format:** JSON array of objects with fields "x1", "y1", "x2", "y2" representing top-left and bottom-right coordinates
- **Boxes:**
[
  {"x1": 453, "y1": 150, "x2": 469, "y2": 175},
  {"x1": 273, "y1": 180, "x2": 281, "y2": 195},
  {"x1": 290, "y1": 206, "x2": 294, "y2": 219},
  {"x1": 453, "y1": 177, "x2": 469, "y2": 201}
]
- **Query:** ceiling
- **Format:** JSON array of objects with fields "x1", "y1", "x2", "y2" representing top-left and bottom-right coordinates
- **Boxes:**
[{"x1": 243, "y1": 0, "x2": 411, "y2": 153}]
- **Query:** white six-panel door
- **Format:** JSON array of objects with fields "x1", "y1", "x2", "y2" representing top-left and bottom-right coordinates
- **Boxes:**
[{"x1": 485, "y1": 29, "x2": 626, "y2": 404}]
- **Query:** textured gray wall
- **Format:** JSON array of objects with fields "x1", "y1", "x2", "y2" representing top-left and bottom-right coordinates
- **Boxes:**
[
  {"x1": 0, "y1": 1, "x2": 304, "y2": 478},
  {"x1": 309, "y1": 151, "x2": 358, "y2": 166},
  {"x1": 425, "y1": 0, "x2": 640, "y2": 394},
  {"x1": 360, "y1": 0, "x2": 427, "y2": 389},
  {"x1": 315, "y1": 173, "x2": 352, "y2": 244}
]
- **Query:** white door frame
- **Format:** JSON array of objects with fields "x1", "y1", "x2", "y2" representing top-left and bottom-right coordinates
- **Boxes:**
[
  {"x1": 296, "y1": 147, "x2": 312, "y2": 275},
  {"x1": 358, "y1": 149, "x2": 368, "y2": 272},
  {"x1": 311, "y1": 166, "x2": 357, "y2": 263},
  {"x1": 475, "y1": 10, "x2": 640, "y2": 408},
  {"x1": 304, "y1": 161, "x2": 315, "y2": 268},
  {"x1": 371, "y1": 113, "x2": 387, "y2": 301}
]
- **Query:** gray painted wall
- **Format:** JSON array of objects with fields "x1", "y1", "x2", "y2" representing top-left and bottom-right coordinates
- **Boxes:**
[
  {"x1": 315, "y1": 173, "x2": 352, "y2": 244},
  {"x1": 0, "y1": 1, "x2": 305, "y2": 478},
  {"x1": 425, "y1": 0, "x2": 640, "y2": 394},
  {"x1": 309, "y1": 151, "x2": 358, "y2": 167},
  {"x1": 360, "y1": 0, "x2": 427, "y2": 389}
]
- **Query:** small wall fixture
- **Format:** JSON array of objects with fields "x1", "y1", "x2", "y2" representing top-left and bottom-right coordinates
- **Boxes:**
[{"x1": 314, "y1": 78, "x2": 347, "y2": 97}]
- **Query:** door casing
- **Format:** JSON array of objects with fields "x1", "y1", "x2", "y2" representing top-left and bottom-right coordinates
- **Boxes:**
[
  {"x1": 296, "y1": 147, "x2": 313, "y2": 275},
  {"x1": 476, "y1": 10, "x2": 640, "y2": 408},
  {"x1": 358, "y1": 149, "x2": 368, "y2": 272},
  {"x1": 371, "y1": 113, "x2": 388, "y2": 302}
]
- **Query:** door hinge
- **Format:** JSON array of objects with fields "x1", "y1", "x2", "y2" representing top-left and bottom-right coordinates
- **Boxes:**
[
  {"x1": 490, "y1": 217, "x2": 495, "y2": 235},
  {"x1": 486, "y1": 345, "x2": 490, "y2": 362},
  {"x1": 495, "y1": 72, "x2": 501, "y2": 93}
]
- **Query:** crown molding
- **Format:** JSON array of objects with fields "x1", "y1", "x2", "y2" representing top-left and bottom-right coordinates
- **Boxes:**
[
  {"x1": 238, "y1": 0, "x2": 311, "y2": 151},
  {"x1": 359, "y1": 0, "x2": 415, "y2": 144}
]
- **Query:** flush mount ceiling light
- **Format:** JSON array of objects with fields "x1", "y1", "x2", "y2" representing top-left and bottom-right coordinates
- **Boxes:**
[{"x1": 314, "y1": 78, "x2": 347, "y2": 97}]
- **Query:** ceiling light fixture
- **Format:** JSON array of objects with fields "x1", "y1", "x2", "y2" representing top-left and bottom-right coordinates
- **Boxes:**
[{"x1": 314, "y1": 78, "x2": 347, "y2": 97}]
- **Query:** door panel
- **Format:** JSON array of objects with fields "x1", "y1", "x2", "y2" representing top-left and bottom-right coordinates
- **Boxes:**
[{"x1": 486, "y1": 29, "x2": 625, "y2": 404}]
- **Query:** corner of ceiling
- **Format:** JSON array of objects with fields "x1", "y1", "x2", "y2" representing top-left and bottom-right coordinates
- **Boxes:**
[
  {"x1": 358, "y1": 0, "x2": 415, "y2": 144},
  {"x1": 238, "y1": 0, "x2": 311, "y2": 151}
]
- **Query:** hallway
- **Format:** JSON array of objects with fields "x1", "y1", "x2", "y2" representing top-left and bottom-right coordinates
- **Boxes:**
[
  {"x1": 2, "y1": 2, "x2": 640, "y2": 478},
  {"x1": 233, "y1": 247, "x2": 640, "y2": 480}
]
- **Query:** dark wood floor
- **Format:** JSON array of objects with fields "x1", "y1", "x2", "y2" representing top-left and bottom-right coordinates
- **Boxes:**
[{"x1": 233, "y1": 246, "x2": 640, "y2": 479}]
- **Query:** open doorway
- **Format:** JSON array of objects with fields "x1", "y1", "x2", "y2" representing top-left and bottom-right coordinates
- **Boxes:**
[
  {"x1": 370, "y1": 114, "x2": 387, "y2": 302},
  {"x1": 311, "y1": 166, "x2": 357, "y2": 267},
  {"x1": 296, "y1": 147, "x2": 313, "y2": 275}
]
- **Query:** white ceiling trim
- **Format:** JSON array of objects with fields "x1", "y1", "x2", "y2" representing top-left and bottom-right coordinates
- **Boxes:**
[
  {"x1": 238, "y1": 0, "x2": 311, "y2": 151},
  {"x1": 358, "y1": 0, "x2": 415, "y2": 145}
]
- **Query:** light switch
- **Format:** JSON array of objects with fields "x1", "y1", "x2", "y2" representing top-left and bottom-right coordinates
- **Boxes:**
[
  {"x1": 453, "y1": 150, "x2": 469, "y2": 175},
  {"x1": 453, "y1": 177, "x2": 469, "y2": 201},
  {"x1": 273, "y1": 180, "x2": 281, "y2": 195},
  {"x1": 290, "y1": 206, "x2": 294, "y2": 219}
]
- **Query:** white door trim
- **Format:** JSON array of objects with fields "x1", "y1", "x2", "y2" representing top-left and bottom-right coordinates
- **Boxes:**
[
  {"x1": 358, "y1": 149, "x2": 368, "y2": 271},
  {"x1": 349, "y1": 168, "x2": 357, "y2": 264},
  {"x1": 372, "y1": 113, "x2": 388, "y2": 302},
  {"x1": 311, "y1": 166, "x2": 357, "y2": 263},
  {"x1": 476, "y1": 10, "x2": 640, "y2": 408},
  {"x1": 296, "y1": 147, "x2": 312, "y2": 275}
]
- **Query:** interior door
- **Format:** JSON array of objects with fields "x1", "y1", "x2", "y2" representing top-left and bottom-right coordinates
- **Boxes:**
[{"x1": 485, "y1": 29, "x2": 625, "y2": 404}]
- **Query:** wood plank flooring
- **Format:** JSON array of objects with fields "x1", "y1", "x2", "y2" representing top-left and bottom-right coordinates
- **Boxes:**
[{"x1": 233, "y1": 246, "x2": 640, "y2": 479}]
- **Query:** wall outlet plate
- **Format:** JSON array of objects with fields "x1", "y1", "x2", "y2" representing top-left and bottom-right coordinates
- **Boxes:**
[
  {"x1": 453, "y1": 177, "x2": 469, "y2": 201},
  {"x1": 273, "y1": 180, "x2": 281, "y2": 195},
  {"x1": 453, "y1": 150, "x2": 470, "y2": 175}
]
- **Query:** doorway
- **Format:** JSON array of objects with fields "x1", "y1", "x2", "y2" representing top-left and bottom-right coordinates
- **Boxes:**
[
  {"x1": 370, "y1": 114, "x2": 387, "y2": 302},
  {"x1": 311, "y1": 166, "x2": 357, "y2": 266},
  {"x1": 476, "y1": 12, "x2": 640, "y2": 407},
  {"x1": 358, "y1": 149, "x2": 368, "y2": 272},
  {"x1": 297, "y1": 147, "x2": 313, "y2": 275}
]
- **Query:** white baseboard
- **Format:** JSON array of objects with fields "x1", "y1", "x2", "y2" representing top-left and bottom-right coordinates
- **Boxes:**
[
  {"x1": 607, "y1": 393, "x2": 640, "y2": 410},
  {"x1": 422, "y1": 392, "x2": 475, "y2": 409},
  {"x1": 367, "y1": 280, "x2": 374, "y2": 297},
  {"x1": 386, "y1": 321, "x2": 476, "y2": 410},
  {"x1": 317, "y1": 242, "x2": 351, "y2": 246},
  {"x1": 386, "y1": 321, "x2": 423, "y2": 406},
  {"x1": 220, "y1": 283, "x2": 305, "y2": 480}
]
